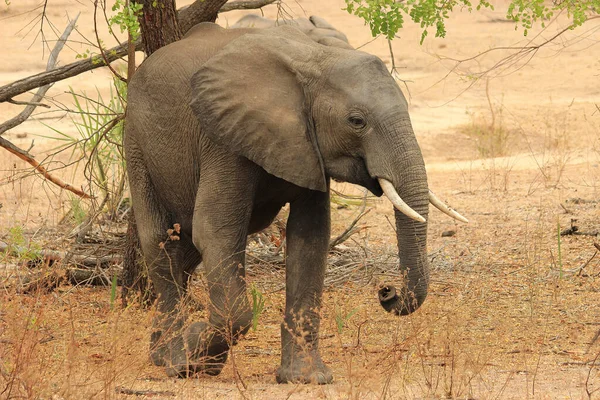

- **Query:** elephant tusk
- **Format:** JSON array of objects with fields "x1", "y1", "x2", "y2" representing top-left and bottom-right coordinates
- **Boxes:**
[
  {"x1": 378, "y1": 178, "x2": 426, "y2": 223},
  {"x1": 429, "y1": 190, "x2": 469, "y2": 223}
]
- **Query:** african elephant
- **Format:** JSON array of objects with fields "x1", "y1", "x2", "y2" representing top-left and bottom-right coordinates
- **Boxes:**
[
  {"x1": 231, "y1": 14, "x2": 351, "y2": 48},
  {"x1": 125, "y1": 22, "x2": 466, "y2": 383}
]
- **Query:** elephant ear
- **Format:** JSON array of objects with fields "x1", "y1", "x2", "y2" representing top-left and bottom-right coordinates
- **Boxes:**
[{"x1": 190, "y1": 27, "x2": 327, "y2": 192}]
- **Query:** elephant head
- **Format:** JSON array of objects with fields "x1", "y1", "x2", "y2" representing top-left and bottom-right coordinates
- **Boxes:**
[
  {"x1": 190, "y1": 25, "x2": 465, "y2": 316},
  {"x1": 231, "y1": 14, "x2": 352, "y2": 49}
]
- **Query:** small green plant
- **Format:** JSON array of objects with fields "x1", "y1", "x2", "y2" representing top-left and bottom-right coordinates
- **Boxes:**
[
  {"x1": 335, "y1": 304, "x2": 358, "y2": 334},
  {"x1": 6, "y1": 226, "x2": 42, "y2": 261},
  {"x1": 43, "y1": 75, "x2": 127, "y2": 216},
  {"x1": 70, "y1": 198, "x2": 88, "y2": 225},
  {"x1": 109, "y1": 0, "x2": 143, "y2": 40},
  {"x1": 250, "y1": 285, "x2": 265, "y2": 331},
  {"x1": 110, "y1": 274, "x2": 118, "y2": 310}
]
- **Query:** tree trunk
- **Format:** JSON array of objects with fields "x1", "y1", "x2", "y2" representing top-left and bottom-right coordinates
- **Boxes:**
[{"x1": 136, "y1": 0, "x2": 182, "y2": 55}]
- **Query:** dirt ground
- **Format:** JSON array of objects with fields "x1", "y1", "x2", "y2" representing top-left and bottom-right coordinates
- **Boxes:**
[{"x1": 1, "y1": 0, "x2": 600, "y2": 399}]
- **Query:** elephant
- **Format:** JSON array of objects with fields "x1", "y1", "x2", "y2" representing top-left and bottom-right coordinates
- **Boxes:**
[
  {"x1": 124, "y1": 22, "x2": 467, "y2": 383},
  {"x1": 231, "y1": 14, "x2": 351, "y2": 48}
]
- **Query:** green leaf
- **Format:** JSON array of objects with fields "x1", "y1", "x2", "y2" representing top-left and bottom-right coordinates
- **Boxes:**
[{"x1": 345, "y1": 0, "x2": 599, "y2": 43}]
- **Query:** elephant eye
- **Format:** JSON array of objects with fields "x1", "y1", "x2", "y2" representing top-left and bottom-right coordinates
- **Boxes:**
[{"x1": 348, "y1": 115, "x2": 366, "y2": 129}]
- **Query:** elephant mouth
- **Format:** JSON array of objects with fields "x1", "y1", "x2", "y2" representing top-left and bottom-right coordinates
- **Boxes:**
[
  {"x1": 365, "y1": 177, "x2": 383, "y2": 196},
  {"x1": 358, "y1": 158, "x2": 382, "y2": 196}
]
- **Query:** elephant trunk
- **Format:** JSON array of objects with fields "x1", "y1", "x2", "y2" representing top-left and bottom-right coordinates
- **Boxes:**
[{"x1": 376, "y1": 120, "x2": 430, "y2": 316}]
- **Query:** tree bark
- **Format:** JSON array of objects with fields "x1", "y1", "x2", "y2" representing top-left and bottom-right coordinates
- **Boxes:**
[
  {"x1": 179, "y1": 0, "x2": 229, "y2": 34},
  {"x1": 135, "y1": 0, "x2": 182, "y2": 55}
]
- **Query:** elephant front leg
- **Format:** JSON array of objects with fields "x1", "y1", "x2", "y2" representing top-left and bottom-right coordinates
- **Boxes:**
[
  {"x1": 277, "y1": 189, "x2": 333, "y2": 384},
  {"x1": 177, "y1": 167, "x2": 256, "y2": 378},
  {"x1": 180, "y1": 242, "x2": 253, "y2": 377}
]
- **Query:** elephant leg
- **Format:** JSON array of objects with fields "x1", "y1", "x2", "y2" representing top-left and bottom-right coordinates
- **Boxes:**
[
  {"x1": 127, "y1": 148, "x2": 201, "y2": 374},
  {"x1": 147, "y1": 236, "x2": 202, "y2": 376},
  {"x1": 277, "y1": 188, "x2": 333, "y2": 384},
  {"x1": 183, "y1": 161, "x2": 257, "y2": 377}
]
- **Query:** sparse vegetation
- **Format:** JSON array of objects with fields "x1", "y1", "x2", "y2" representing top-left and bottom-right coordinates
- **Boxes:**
[
  {"x1": 334, "y1": 303, "x2": 358, "y2": 335},
  {"x1": 4, "y1": 225, "x2": 42, "y2": 262},
  {"x1": 463, "y1": 80, "x2": 511, "y2": 159},
  {"x1": 2, "y1": 0, "x2": 600, "y2": 398},
  {"x1": 250, "y1": 284, "x2": 265, "y2": 331}
]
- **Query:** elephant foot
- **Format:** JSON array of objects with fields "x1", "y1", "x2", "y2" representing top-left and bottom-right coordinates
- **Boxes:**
[
  {"x1": 276, "y1": 353, "x2": 333, "y2": 384},
  {"x1": 151, "y1": 321, "x2": 230, "y2": 378},
  {"x1": 165, "y1": 351, "x2": 229, "y2": 378}
]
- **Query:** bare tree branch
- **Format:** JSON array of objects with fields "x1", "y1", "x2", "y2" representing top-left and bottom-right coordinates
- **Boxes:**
[
  {"x1": 429, "y1": 15, "x2": 600, "y2": 104},
  {"x1": 179, "y1": 0, "x2": 228, "y2": 33},
  {"x1": 7, "y1": 99, "x2": 50, "y2": 108},
  {"x1": 0, "y1": 13, "x2": 80, "y2": 135},
  {"x1": 0, "y1": 0, "x2": 279, "y2": 103},
  {"x1": 219, "y1": 0, "x2": 278, "y2": 12},
  {"x1": 0, "y1": 14, "x2": 91, "y2": 199},
  {"x1": 93, "y1": 1, "x2": 126, "y2": 82}
]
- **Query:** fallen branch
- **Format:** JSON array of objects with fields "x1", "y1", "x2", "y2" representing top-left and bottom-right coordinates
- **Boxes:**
[
  {"x1": 560, "y1": 221, "x2": 599, "y2": 237},
  {"x1": 0, "y1": 241, "x2": 121, "y2": 268},
  {"x1": 115, "y1": 386, "x2": 175, "y2": 397},
  {"x1": 19, "y1": 267, "x2": 121, "y2": 293},
  {"x1": 0, "y1": 0, "x2": 279, "y2": 103}
]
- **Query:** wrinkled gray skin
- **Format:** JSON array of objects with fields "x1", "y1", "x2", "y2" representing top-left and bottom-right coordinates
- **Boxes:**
[
  {"x1": 231, "y1": 14, "x2": 352, "y2": 48},
  {"x1": 125, "y1": 22, "x2": 429, "y2": 384}
]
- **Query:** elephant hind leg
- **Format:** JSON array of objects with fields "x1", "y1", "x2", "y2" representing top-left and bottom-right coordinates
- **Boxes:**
[
  {"x1": 148, "y1": 235, "x2": 202, "y2": 374},
  {"x1": 126, "y1": 147, "x2": 202, "y2": 371}
]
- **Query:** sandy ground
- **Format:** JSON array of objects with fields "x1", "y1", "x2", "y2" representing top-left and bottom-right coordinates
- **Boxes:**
[{"x1": 1, "y1": 0, "x2": 600, "y2": 399}]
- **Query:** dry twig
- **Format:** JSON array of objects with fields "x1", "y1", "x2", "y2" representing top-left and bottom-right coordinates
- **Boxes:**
[
  {"x1": 115, "y1": 386, "x2": 175, "y2": 397},
  {"x1": 329, "y1": 208, "x2": 371, "y2": 249},
  {"x1": 0, "y1": 13, "x2": 80, "y2": 135}
]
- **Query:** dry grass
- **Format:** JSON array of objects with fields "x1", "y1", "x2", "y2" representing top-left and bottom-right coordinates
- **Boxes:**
[
  {"x1": 3, "y1": 0, "x2": 600, "y2": 397},
  {"x1": 462, "y1": 80, "x2": 511, "y2": 160},
  {"x1": 2, "y1": 157, "x2": 600, "y2": 399}
]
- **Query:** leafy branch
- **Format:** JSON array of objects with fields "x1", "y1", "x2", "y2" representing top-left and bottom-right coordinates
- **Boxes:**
[
  {"x1": 345, "y1": 0, "x2": 494, "y2": 42},
  {"x1": 345, "y1": 0, "x2": 599, "y2": 42}
]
